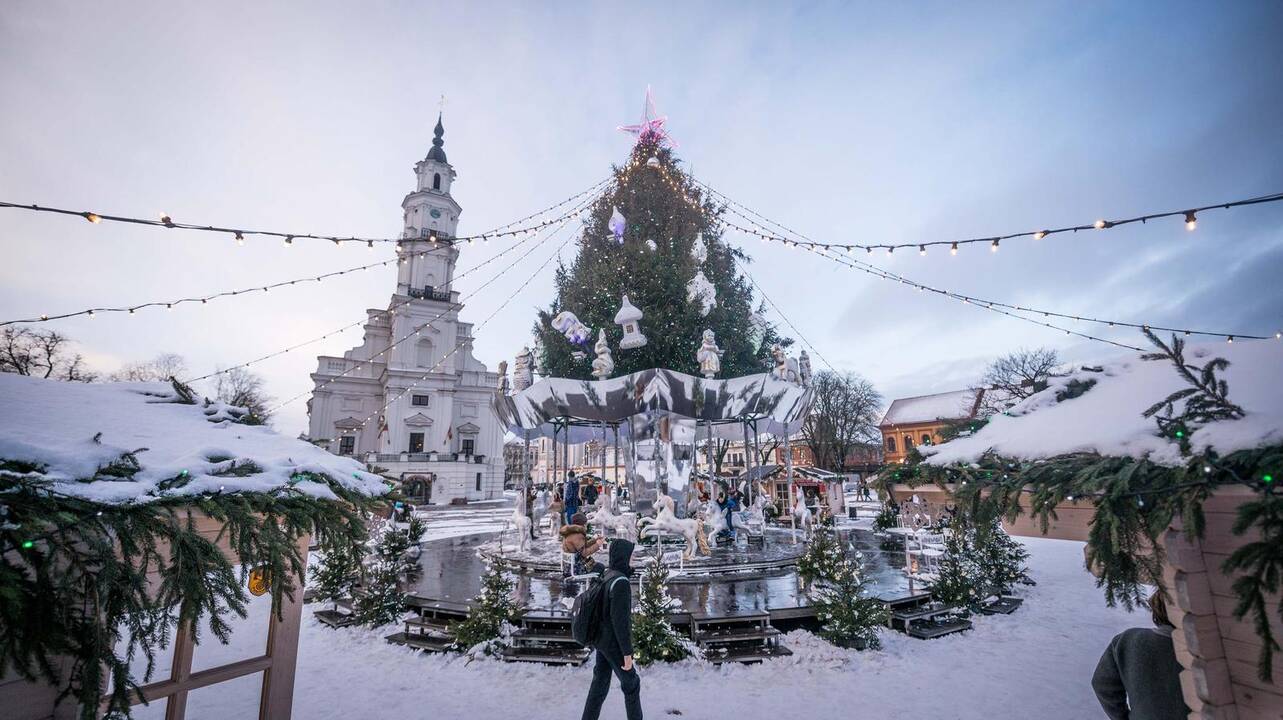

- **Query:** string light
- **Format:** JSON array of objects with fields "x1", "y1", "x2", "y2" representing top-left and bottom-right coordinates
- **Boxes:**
[
  {"x1": 186, "y1": 188, "x2": 601, "y2": 385},
  {"x1": 688, "y1": 179, "x2": 1283, "y2": 256},
  {"x1": 695, "y1": 177, "x2": 1277, "y2": 344},
  {"x1": 0, "y1": 178, "x2": 611, "y2": 248},
  {"x1": 950, "y1": 242, "x2": 958, "y2": 256},
  {"x1": 284, "y1": 235, "x2": 293, "y2": 247},
  {"x1": 234, "y1": 232, "x2": 245, "y2": 246},
  {"x1": 919, "y1": 245, "x2": 926, "y2": 256},
  {"x1": 1184, "y1": 211, "x2": 1197, "y2": 231},
  {"x1": 990, "y1": 239, "x2": 999, "y2": 252}
]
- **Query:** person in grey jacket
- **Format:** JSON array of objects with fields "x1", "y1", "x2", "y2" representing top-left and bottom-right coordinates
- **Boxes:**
[
  {"x1": 1091, "y1": 592, "x2": 1189, "y2": 720},
  {"x1": 581, "y1": 539, "x2": 641, "y2": 720}
]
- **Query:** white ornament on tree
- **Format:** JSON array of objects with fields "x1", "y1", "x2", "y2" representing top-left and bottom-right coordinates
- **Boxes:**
[
  {"x1": 609, "y1": 206, "x2": 627, "y2": 243},
  {"x1": 690, "y1": 234, "x2": 708, "y2": 264},
  {"x1": 696, "y1": 329, "x2": 722, "y2": 379},
  {"x1": 645, "y1": 239, "x2": 658, "y2": 251},
  {"x1": 686, "y1": 270, "x2": 717, "y2": 317},
  {"x1": 552, "y1": 310, "x2": 592, "y2": 345},
  {"x1": 748, "y1": 312, "x2": 768, "y2": 350},
  {"x1": 512, "y1": 346, "x2": 534, "y2": 392},
  {"x1": 591, "y1": 329, "x2": 615, "y2": 380},
  {"x1": 614, "y1": 295, "x2": 648, "y2": 349}
]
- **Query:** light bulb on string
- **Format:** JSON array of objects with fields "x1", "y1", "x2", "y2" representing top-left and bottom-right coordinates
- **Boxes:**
[
  {"x1": 84, "y1": 212, "x2": 101, "y2": 224},
  {"x1": 234, "y1": 232, "x2": 245, "y2": 246},
  {"x1": 919, "y1": 245, "x2": 926, "y2": 256},
  {"x1": 284, "y1": 235, "x2": 293, "y2": 247},
  {"x1": 950, "y1": 242, "x2": 958, "y2": 256},
  {"x1": 367, "y1": 240, "x2": 374, "y2": 250},
  {"x1": 1184, "y1": 211, "x2": 1197, "y2": 231},
  {"x1": 990, "y1": 239, "x2": 1000, "y2": 252},
  {"x1": 1034, "y1": 230, "x2": 1047, "y2": 240},
  {"x1": 160, "y1": 213, "x2": 175, "y2": 228}
]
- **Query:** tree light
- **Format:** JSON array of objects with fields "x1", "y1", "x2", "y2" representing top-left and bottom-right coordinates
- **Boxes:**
[{"x1": 1184, "y1": 211, "x2": 1197, "y2": 231}]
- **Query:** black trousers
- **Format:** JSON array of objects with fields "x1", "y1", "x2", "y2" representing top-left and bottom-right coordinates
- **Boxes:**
[{"x1": 581, "y1": 648, "x2": 642, "y2": 720}]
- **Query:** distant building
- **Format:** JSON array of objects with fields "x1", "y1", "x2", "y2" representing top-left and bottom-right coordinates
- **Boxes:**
[
  {"x1": 878, "y1": 388, "x2": 985, "y2": 463},
  {"x1": 306, "y1": 116, "x2": 505, "y2": 504}
]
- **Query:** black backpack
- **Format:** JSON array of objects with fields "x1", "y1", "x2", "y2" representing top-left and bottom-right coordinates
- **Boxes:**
[{"x1": 570, "y1": 570, "x2": 626, "y2": 646}]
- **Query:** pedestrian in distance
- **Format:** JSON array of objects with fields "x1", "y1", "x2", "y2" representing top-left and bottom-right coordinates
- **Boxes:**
[{"x1": 581, "y1": 539, "x2": 641, "y2": 720}]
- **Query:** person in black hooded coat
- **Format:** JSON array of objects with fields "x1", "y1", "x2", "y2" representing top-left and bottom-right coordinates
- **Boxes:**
[{"x1": 581, "y1": 539, "x2": 642, "y2": 720}]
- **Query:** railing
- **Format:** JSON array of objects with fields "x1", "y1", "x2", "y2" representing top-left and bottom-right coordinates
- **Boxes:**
[
  {"x1": 369, "y1": 452, "x2": 487, "y2": 464},
  {"x1": 407, "y1": 287, "x2": 452, "y2": 302}
]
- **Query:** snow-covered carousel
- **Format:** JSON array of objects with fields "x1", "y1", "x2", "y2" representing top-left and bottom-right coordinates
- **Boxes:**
[{"x1": 487, "y1": 334, "x2": 817, "y2": 582}]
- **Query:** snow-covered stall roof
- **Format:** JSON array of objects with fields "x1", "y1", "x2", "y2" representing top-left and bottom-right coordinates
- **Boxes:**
[
  {"x1": 879, "y1": 388, "x2": 983, "y2": 427},
  {"x1": 0, "y1": 374, "x2": 389, "y2": 504},
  {"x1": 922, "y1": 341, "x2": 1283, "y2": 468},
  {"x1": 493, "y1": 369, "x2": 813, "y2": 441}
]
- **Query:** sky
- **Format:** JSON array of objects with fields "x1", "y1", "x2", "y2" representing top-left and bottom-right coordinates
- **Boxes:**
[{"x1": 2, "y1": 1, "x2": 1281, "y2": 436}]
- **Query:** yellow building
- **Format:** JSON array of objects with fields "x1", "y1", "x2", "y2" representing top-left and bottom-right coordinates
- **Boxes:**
[{"x1": 878, "y1": 388, "x2": 985, "y2": 463}]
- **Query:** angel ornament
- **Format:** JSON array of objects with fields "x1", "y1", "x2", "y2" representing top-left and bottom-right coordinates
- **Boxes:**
[{"x1": 696, "y1": 329, "x2": 723, "y2": 379}]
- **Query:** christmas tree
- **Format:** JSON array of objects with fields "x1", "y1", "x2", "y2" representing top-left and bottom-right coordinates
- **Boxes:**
[
  {"x1": 353, "y1": 517, "x2": 425, "y2": 627},
  {"x1": 309, "y1": 536, "x2": 366, "y2": 613},
  {"x1": 632, "y1": 558, "x2": 694, "y2": 665},
  {"x1": 797, "y1": 525, "x2": 845, "y2": 588},
  {"x1": 805, "y1": 532, "x2": 888, "y2": 649},
  {"x1": 976, "y1": 518, "x2": 1033, "y2": 593},
  {"x1": 930, "y1": 527, "x2": 987, "y2": 611},
  {"x1": 450, "y1": 560, "x2": 519, "y2": 654},
  {"x1": 535, "y1": 134, "x2": 790, "y2": 379}
]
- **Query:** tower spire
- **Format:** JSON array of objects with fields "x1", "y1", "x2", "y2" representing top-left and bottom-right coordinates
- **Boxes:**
[{"x1": 427, "y1": 112, "x2": 447, "y2": 163}]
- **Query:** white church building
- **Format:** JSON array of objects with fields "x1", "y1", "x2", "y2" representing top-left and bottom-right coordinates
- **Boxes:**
[{"x1": 306, "y1": 115, "x2": 505, "y2": 504}]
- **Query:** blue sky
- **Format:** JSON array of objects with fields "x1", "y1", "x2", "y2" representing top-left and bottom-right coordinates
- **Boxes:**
[{"x1": 2, "y1": 1, "x2": 1281, "y2": 434}]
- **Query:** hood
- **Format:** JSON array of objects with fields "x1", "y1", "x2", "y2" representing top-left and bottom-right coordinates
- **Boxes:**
[
  {"x1": 559, "y1": 524, "x2": 586, "y2": 539},
  {"x1": 608, "y1": 539, "x2": 634, "y2": 574}
]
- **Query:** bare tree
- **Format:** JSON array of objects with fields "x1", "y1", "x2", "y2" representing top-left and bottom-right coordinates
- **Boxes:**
[
  {"x1": 0, "y1": 328, "x2": 97, "y2": 381},
  {"x1": 110, "y1": 352, "x2": 188, "y2": 382},
  {"x1": 974, "y1": 347, "x2": 1063, "y2": 416},
  {"x1": 213, "y1": 367, "x2": 274, "y2": 423},
  {"x1": 801, "y1": 370, "x2": 883, "y2": 472}
]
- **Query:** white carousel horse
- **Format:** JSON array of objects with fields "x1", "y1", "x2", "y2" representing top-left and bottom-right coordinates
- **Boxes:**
[
  {"x1": 638, "y1": 505, "x2": 709, "y2": 560},
  {"x1": 792, "y1": 486, "x2": 814, "y2": 540},
  {"x1": 587, "y1": 503, "x2": 638, "y2": 542},
  {"x1": 509, "y1": 505, "x2": 532, "y2": 553}
]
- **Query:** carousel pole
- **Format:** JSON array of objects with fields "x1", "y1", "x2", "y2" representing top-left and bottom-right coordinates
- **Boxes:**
[
  {"x1": 551, "y1": 424, "x2": 559, "y2": 499},
  {"x1": 612, "y1": 423, "x2": 622, "y2": 509},
  {"x1": 786, "y1": 430, "x2": 797, "y2": 543},
  {"x1": 742, "y1": 417, "x2": 754, "y2": 505},
  {"x1": 600, "y1": 419, "x2": 608, "y2": 502},
  {"x1": 563, "y1": 419, "x2": 570, "y2": 493}
]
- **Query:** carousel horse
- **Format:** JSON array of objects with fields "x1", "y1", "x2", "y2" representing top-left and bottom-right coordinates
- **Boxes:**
[
  {"x1": 792, "y1": 486, "x2": 814, "y2": 540},
  {"x1": 587, "y1": 503, "x2": 638, "y2": 543},
  {"x1": 509, "y1": 504, "x2": 532, "y2": 553},
  {"x1": 639, "y1": 505, "x2": 709, "y2": 560}
]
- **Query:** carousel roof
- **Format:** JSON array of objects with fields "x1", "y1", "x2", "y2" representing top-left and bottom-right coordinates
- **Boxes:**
[{"x1": 493, "y1": 369, "x2": 813, "y2": 441}]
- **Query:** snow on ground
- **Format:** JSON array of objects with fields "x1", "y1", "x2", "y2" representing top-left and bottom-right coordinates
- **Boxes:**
[
  {"x1": 289, "y1": 536, "x2": 1140, "y2": 720},
  {"x1": 419, "y1": 501, "x2": 515, "y2": 542},
  {"x1": 0, "y1": 373, "x2": 386, "y2": 503},
  {"x1": 923, "y1": 339, "x2": 1283, "y2": 467}
]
